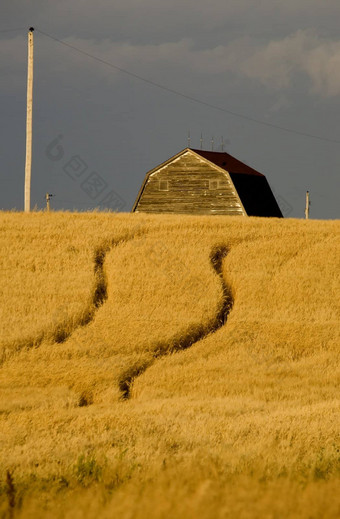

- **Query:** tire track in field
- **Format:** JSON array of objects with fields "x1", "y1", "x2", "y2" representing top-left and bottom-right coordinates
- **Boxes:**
[
  {"x1": 118, "y1": 244, "x2": 233, "y2": 400},
  {"x1": 50, "y1": 242, "x2": 110, "y2": 343},
  {"x1": 0, "y1": 231, "x2": 144, "y2": 365}
]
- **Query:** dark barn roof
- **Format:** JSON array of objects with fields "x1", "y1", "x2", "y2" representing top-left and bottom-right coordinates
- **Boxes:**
[
  {"x1": 192, "y1": 149, "x2": 263, "y2": 176},
  {"x1": 132, "y1": 148, "x2": 283, "y2": 217}
]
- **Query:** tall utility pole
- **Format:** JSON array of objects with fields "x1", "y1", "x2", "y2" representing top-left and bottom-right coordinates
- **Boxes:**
[
  {"x1": 305, "y1": 191, "x2": 310, "y2": 219},
  {"x1": 24, "y1": 27, "x2": 34, "y2": 212}
]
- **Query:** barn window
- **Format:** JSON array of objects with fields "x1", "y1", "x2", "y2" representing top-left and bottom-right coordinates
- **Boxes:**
[
  {"x1": 159, "y1": 180, "x2": 169, "y2": 191},
  {"x1": 209, "y1": 180, "x2": 218, "y2": 190},
  {"x1": 209, "y1": 180, "x2": 226, "y2": 190}
]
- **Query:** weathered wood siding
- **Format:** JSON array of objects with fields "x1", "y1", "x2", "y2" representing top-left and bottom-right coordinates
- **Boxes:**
[{"x1": 135, "y1": 151, "x2": 245, "y2": 215}]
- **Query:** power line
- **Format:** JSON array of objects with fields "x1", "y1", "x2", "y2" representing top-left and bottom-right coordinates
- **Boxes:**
[{"x1": 35, "y1": 28, "x2": 340, "y2": 145}]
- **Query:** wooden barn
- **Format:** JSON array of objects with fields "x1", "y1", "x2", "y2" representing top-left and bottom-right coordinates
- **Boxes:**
[{"x1": 132, "y1": 148, "x2": 283, "y2": 217}]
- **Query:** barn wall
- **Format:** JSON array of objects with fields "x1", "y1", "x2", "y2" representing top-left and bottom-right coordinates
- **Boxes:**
[
  {"x1": 230, "y1": 174, "x2": 283, "y2": 217},
  {"x1": 135, "y1": 151, "x2": 245, "y2": 215}
]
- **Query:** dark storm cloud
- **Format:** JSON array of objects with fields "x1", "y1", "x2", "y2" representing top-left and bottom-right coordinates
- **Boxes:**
[
  {"x1": 3, "y1": 0, "x2": 340, "y2": 96},
  {"x1": 3, "y1": 0, "x2": 340, "y2": 43}
]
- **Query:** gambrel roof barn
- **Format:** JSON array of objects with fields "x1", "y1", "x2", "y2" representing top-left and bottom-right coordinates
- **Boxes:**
[{"x1": 132, "y1": 148, "x2": 283, "y2": 217}]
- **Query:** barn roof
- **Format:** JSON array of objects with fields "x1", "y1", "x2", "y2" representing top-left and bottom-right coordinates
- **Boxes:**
[{"x1": 192, "y1": 149, "x2": 264, "y2": 177}]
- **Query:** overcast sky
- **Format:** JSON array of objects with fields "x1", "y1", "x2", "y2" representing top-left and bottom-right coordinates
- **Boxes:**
[{"x1": 1, "y1": 0, "x2": 339, "y2": 218}]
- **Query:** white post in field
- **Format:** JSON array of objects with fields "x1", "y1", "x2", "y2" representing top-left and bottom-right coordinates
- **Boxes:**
[
  {"x1": 305, "y1": 191, "x2": 310, "y2": 219},
  {"x1": 24, "y1": 27, "x2": 34, "y2": 212}
]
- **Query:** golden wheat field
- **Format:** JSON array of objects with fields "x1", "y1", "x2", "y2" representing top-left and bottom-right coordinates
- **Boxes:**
[{"x1": 0, "y1": 211, "x2": 339, "y2": 519}]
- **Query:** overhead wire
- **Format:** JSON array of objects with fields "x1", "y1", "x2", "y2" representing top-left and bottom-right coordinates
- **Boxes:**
[{"x1": 35, "y1": 28, "x2": 340, "y2": 145}]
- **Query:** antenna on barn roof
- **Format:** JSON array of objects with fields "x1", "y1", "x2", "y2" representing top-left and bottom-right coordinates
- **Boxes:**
[
  {"x1": 221, "y1": 136, "x2": 224, "y2": 152},
  {"x1": 187, "y1": 130, "x2": 191, "y2": 148},
  {"x1": 211, "y1": 136, "x2": 214, "y2": 151},
  {"x1": 200, "y1": 132, "x2": 203, "y2": 150}
]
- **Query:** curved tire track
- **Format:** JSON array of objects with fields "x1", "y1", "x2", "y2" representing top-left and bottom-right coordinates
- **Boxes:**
[
  {"x1": 0, "y1": 232, "x2": 144, "y2": 365},
  {"x1": 51, "y1": 243, "x2": 110, "y2": 344},
  {"x1": 118, "y1": 244, "x2": 233, "y2": 400}
]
